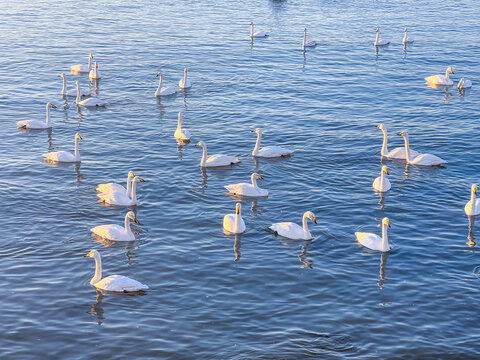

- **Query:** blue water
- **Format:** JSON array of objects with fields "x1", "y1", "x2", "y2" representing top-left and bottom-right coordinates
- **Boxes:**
[{"x1": 2, "y1": 0, "x2": 480, "y2": 358}]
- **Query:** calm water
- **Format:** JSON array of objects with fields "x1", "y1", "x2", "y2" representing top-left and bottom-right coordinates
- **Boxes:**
[{"x1": 2, "y1": 0, "x2": 480, "y2": 358}]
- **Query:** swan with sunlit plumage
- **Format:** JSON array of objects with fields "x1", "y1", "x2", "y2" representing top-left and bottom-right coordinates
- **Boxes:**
[
  {"x1": 373, "y1": 165, "x2": 391, "y2": 192},
  {"x1": 397, "y1": 131, "x2": 446, "y2": 166},
  {"x1": 70, "y1": 53, "x2": 93, "y2": 73},
  {"x1": 458, "y1": 78, "x2": 472, "y2": 90},
  {"x1": 42, "y1": 133, "x2": 82, "y2": 162},
  {"x1": 223, "y1": 203, "x2": 246, "y2": 234},
  {"x1": 250, "y1": 22, "x2": 268, "y2": 38},
  {"x1": 97, "y1": 176, "x2": 145, "y2": 206},
  {"x1": 91, "y1": 211, "x2": 141, "y2": 241},
  {"x1": 17, "y1": 102, "x2": 56, "y2": 129},
  {"x1": 85, "y1": 249, "x2": 148, "y2": 292},
  {"x1": 377, "y1": 124, "x2": 420, "y2": 160},
  {"x1": 374, "y1": 28, "x2": 390, "y2": 46},
  {"x1": 252, "y1": 128, "x2": 293, "y2": 157},
  {"x1": 402, "y1": 28, "x2": 414, "y2": 44},
  {"x1": 59, "y1": 73, "x2": 92, "y2": 97},
  {"x1": 178, "y1": 68, "x2": 192, "y2": 89},
  {"x1": 75, "y1": 81, "x2": 107, "y2": 107},
  {"x1": 89, "y1": 62, "x2": 102, "y2": 80},
  {"x1": 269, "y1": 211, "x2": 317, "y2": 240},
  {"x1": 225, "y1": 172, "x2": 268, "y2": 197},
  {"x1": 465, "y1": 184, "x2": 480, "y2": 216},
  {"x1": 302, "y1": 28, "x2": 316, "y2": 49},
  {"x1": 155, "y1": 73, "x2": 176, "y2": 96},
  {"x1": 174, "y1": 112, "x2": 191, "y2": 141},
  {"x1": 97, "y1": 171, "x2": 135, "y2": 196},
  {"x1": 196, "y1": 141, "x2": 240, "y2": 167},
  {"x1": 356, "y1": 217, "x2": 391, "y2": 252},
  {"x1": 425, "y1": 67, "x2": 454, "y2": 86}
]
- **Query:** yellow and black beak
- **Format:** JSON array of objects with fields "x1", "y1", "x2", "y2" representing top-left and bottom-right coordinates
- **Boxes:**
[
  {"x1": 132, "y1": 216, "x2": 143, "y2": 225},
  {"x1": 78, "y1": 135, "x2": 83, "y2": 140},
  {"x1": 51, "y1": 104, "x2": 57, "y2": 109},
  {"x1": 312, "y1": 216, "x2": 317, "y2": 224},
  {"x1": 386, "y1": 220, "x2": 391, "y2": 228},
  {"x1": 195, "y1": 142, "x2": 201, "y2": 146},
  {"x1": 83, "y1": 253, "x2": 90, "y2": 258},
  {"x1": 376, "y1": 124, "x2": 381, "y2": 128},
  {"x1": 258, "y1": 175, "x2": 264, "y2": 180},
  {"x1": 139, "y1": 177, "x2": 146, "y2": 182},
  {"x1": 397, "y1": 132, "x2": 403, "y2": 136},
  {"x1": 236, "y1": 207, "x2": 240, "y2": 215},
  {"x1": 156, "y1": 73, "x2": 161, "y2": 76},
  {"x1": 251, "y1": 129, "x2": 257, "y2": 133},
  {"x1": 384, "y1": 168, "x2": 389, "y2": 175}
]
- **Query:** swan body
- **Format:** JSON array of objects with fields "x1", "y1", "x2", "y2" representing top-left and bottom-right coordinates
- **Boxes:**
[
  {"x1": 59, "y1": 73, "x2": 92, "y2": 97},
  {"x1": 355, "y1": 217, "x2": 391, "y2": 252},
  {"x1": 402, "y1": 28, "x2": 414, "y2": 44},
  {"x1": 17, "y1": 102, "x2": 56, "y2": 129},
  {"x1": 252, "y1": 128, "x2": 293, "y2": 157},
  {"x1": 42, "y1": 133, "x2": 82, "y2": 162},
  {"x1": 465, "y1": 184, "x2": 480, "y2": 216},
  {"x1": 178, "y1": 68, "x2": 192, "y2": 89},
  {"x1": 250, "y1": 22, "x2": 268, "y2": 38},
  {"x1": 377, "y1": 124, "x2": 420, "y2": 160},
  {"x1": 70, "y1": 53, "x2": 93, "y2": 73},
  {"x1": 372, "y1": 165, "x2": 391, "y2": 192},
  {"x1": 458, "y1": 78, "x2": 472, "y2": 89},
  {"x1": 97, "y1": 171, "x2": 134, "y2": 195},
  {"x1": 155, "y1": 73, "x2": 176, "y2": 96},
  {"x1": 89, "y1": 62, "x2": 102, "y2": 80},
  {"x1": 269, "y1": 211, "x2": 317, "y2": 240},
  {"x1": 374, "y1": 28, "x2": 390, "y2": 46},
  {"x1": 91, "y1": 211, "x2": 140, "y2": 241},
  {"x1": 196, "y1": 141, "x2": 240, "y2": 167},
  {"x1": 223, "y1": 203, "x2": 246, "y2": 234},
  {"x1": 85, "y1": 249, "x2": 148, "y2": 292},
  {"x1": 97, "y1": 176, "x2": 145, "y2": 206},
  {"x1": 174, "y1": 112, "x2": 191, "y2": 141},
  {"x1": 397, "y1": 131, "x2": 446, "y2": 166},
  {"x1": 425, "y1": 67, "x2": 454, "y2": 86},
  {"x1": 302, "y1": 28, "x2": 316, "y2": 49},
  {"x1": 75, "y1": 81, "x2": 107, "y2": 107},
  {"x1": 225, "y1": 172, "x2": 268, "y2": 197}
]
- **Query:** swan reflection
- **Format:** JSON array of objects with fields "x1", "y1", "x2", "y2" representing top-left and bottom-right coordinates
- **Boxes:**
[
  {"x1": 377, "y1": 191, "x2": 387, "y2": 210},
  {"x1": 467, "y1": 216, "x2": 476, "y2": 247},
  {"x1": 87, "y1": 290, "x2": 105, "y2": 325},
  {"x1": 377, "y1": 252, "x2": 389, "y2": 290},
  {"x1": 298, "y1": 242, "x2": 313, "y2": 269},
  {"x1": 234, "y1": 233, "x2": 242, "y2": 261}
]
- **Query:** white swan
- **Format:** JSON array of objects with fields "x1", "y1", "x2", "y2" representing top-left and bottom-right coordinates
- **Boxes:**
[
  {"x1": 59, "y1": 73, "x2": 92, "y2": 97},
  {"x1": 75, "y1": 81, "x2": 107, "y2": 107},
  {"x1": 155, "y1": 73, "x2": 176, "y2": 96},
  {"x1": 178, "y1": 68, "x2": 192, "y2": 89},
  {"x1": 89, "y1": 62, "x2": 102, "y2": 80},
  {"x1": 425, "y1": 67, "x2": 454, "y2": 86},
  {"x1": 374, "y1": 28, "x2": 390, "y2": 46},
  {"x1": 377, "y1": 124, "x2": 420, "y2": 160},
  {"x1": 458, "y1": 77, "x2": 472, "y2": 89},
  {"x1": 269, "y1": 211, "x2": 317, "y2": 240},
  {"x1": 70, "y1": 53, "x2": 93, "y2": 73},
  {"x1": 196, "y1": 141, "x2": 240, "y2": 167},
  {"x1": 42, "y1": 133, "x2": 82, "y2": 162},
  {"x1": 402, "y1": 28, "x2": 414, "y2": 44},
  {"x1": 223, "y1": 203, "x2": 246, "y2": 234},
  {"x1": 225, "y1": 172, "x2": 268, "y2": 197},
  {"x1": 250, "y1": 22, "x2": 268, "y2": 38},
  {"x1": 372, "y1": 165, "x2": 391, "y2": 192},
  {"x1": 91, "y1": 211, "x2": 141, "y2": 241},
  {"x1": 302, "y1": 28, "x2": 316, "y2": 49},
  {"x1": 355, "y1": 217, "x2": 391, "y2": 252},
  {"x1": 97, "y1": 176, "x2": 145, "y2": 206},
  {"x1": 17, "y1": 102, "x2": 56, "y2": 129},
  {"x1": 97, "y1": 171, "x2": 135, "y2": 195},
  {"x1": 84, "y1": 249, "x2": 148, "y2": 292},
  {"x1": 252, "y1": 128, "x2": 293, "y2": 157},
  {"x1": 174, "y1": 112, "x2": 191, "y2": 141},
  {"x1": 465, "y1": 184, "x2": 480, "y2": 216},
  {"x1": 397, "y1": 131, "x2": 446, "y2": 166}
]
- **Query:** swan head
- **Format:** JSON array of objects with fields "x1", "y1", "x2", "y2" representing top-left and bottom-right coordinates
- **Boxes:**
[
  {"x1": 382, "y1": 166, "x2": 389, "y2": 175},
  {"x1": 383, "y1": 217, "x2": 391, "y2": 228},
  {"x1": 304, "y1": 211, "x2": 317, "y2": 224},
  {"x1": 184, "y1": 68, "x2": 187, "y2": 73},
  {"x1": 404, "y1": 28, "x2": 408, "y2": 32},
  {"x1": 47, "y1": 103, "x2": 57, "y2": 109},
  {"x1": 84, "y1": 249, "x2": 99, "y2": 258},
  {"x1": 132, "y1": 176, "x2": 145, "y2": 184},
  {"x1": 59, "y1": 73, "x2": 65, "y2": 78},
  {"x1": 195, "y1": 141, "x2": 206, "y2": 148},
  {"x1": 250, "y1": 22, "x2": 253, "y2": 26},
  {"x1": 252, "y1": 172, "x2": 263, "y2": 180},
  {"x1": 447, "y1": 66, "x2": 454, "y2": 74},
  {"x1": 252, "y1": 128, "x2": 263, "y2": 135},
  {"x1": 397, "y1": 130, "x2": 408, "y2": 138},
  {"x1": 127, "y1": 211, "x2": 142, "y2": 225},
  {"x1": 128, "y1": 171, "x2": 135, "y2": 178},
  {"x1": 376, "y1": 124, "x2": 386, "y2": 131},
  {"x1": 156, "y1": 72, "x2": 162, "y2": 77},
  {"x1": 235, "y1": 203, "x2": 242, "y2": 215},
  {"x1": 471, "y1": 184, "x2": 477, "y2": 195},
  {"x1": 89, "y1": 53, "x2": 93, "y2": 59},
  {"x1": 376, "y1": 28, "x2": 379, "y2": 33},
  {"x1": 75, "y1": 133, "x2": 82, "y2": 141}
]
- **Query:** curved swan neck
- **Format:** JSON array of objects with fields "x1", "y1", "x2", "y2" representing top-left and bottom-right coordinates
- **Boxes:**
[
  {"x1": 302, "y1": 214, "x2": 312, "y2": 238},
  {"x1": 177, "y1": 112, "x2": 182, "y2": 130},
  {"x1": 251, "y1": 173, "x2": 258, "y2": 188},
  {"x1": 75, "y1": 82, "x2": 81, "y2": 104},
  {"x1": 381, "y1": 128, "x2": 388, "y2": 155},
  {"x1": 74, "y1": 136, "x2": 80, "y2": 158},
  {"x1": 200, "y1": 143, "x2": 207, "y2": 167},
  {"x1": 381, "y1": 223, "x2": 389, "y2": 251},
  {"x1": 130, "y1": 179, "x2": 138, "y2": 202},
  {"x1": 126, "y1": 174, "x2": 133, "y2": 197},
  {"x1": 155, "y1": 75, "x2": 162, "y2": 96},
  {"x1": 445, "y1": 68, "x2": 450, "y2": 79},
  {"x1": 252, "y1": 131, "x2": 262, "y2": 156},
  {"x1": 124, "y1": 213, "x2": 134, "y2": 238},
  {"x1": 46, "y1": 103, "x2": 51, "y2": 124},
  {"x1": 91, "y1": 252, "x2": 102, "y2": 285},
  {"x1": 402, "y1": 134, "x2": 411, "y2": 162},
  {"x1": 61, "y1": 76, "x2": 66, "y2": 96}
]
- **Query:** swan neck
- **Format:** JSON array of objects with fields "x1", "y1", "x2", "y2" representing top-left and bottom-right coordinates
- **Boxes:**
[
  {"x1": 61, "y1": 76, "x2": 66, "y2": 96},
  {"x1": 45, "y1": 104, "x2": 51, "y2": 124},
  {"x1": 375, "y1": 31, "x2": 380, "y2": 45},
  {"x1": 126, "y1": 174, "x2": 132, "y2": 196},
  {"x1": 471, "y1": 189, "x2": 477, "y2": 213},
  {"x1": 381, "y1": 129, "x2": 388, "y2": 155},
  {"x1": 445, "y1": 69, "x2": 450, "y2": 79},
  {"x1": 125, "y1": 214, "x2": 134, "y2": 238},
  {"x1": 200, "y1": 144, "x2": 207, "y2": 167},
  {"x1": 130, "y1": 179, "x2": 138, "y2": 202},
  {"x1": 177, "y1": 113, "x2": 182, "y2": 130},
  {"x1": 91, "y1": 253, "x2": 102, "y2": 285},
  {"x1": 183, "y1": 70, "x2": 187, "y2": 86},
  {"x1": 74, "y1": 137, "x2": 79, "y2": 158},
  {"x1": 75, "y1": 82, "x2": 81, "y2": 104},
  {"x1": 302, "y1": 214, "x2": 312, "y2": 238},
  {"x1": 302, "y1": 30, "x2": 306, "y2": 49},
  {"x1": 88, "y1": 56, "x2": 92, "y2": 70},
  {"x1": 403, "y1": 135, "x2": 411, "y2": 162},
  {"x1": 252, "y1": 131, "x2": 262, "y2": 156},
  {"x1": 155, "y1": 76, "x2": 162, "y2": 96},
  {"x1": 251, "y1": 174, "x2": 258, "y2": 188},
  {"x1": 250, "y1": 23, "x2": 253, "y2": 37},
  {"x1": 381, "y1": 223, "x2": 389, "y2": 251},
  {"x1": 380, "y1": 169, "x2": 385, "y2": 189}
]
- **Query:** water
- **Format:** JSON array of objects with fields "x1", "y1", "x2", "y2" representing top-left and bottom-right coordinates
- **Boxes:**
[{"x1": 1, "y1": 0, "x2": 480, "y2": 358}]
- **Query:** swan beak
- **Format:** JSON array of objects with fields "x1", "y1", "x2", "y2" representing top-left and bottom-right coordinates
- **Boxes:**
[
  {"x1": 78, "y1": 135, "x2": 83, "y2": 140},
  {"x1": 386, "y1": 220, "x2": 391, "y2": 228},
  {"x1": 475, "y1": 188, "x2": 477, "y2": 195},
  {"x1": 156, "y1": 73, "x2": 161, "y2": 77},
  {"x1": 134, "y1": 217, "x2": 143, "y2": 225},
  {"x1": 51, "y1": 104, "x2": 57, "y2": 109},
  {"x1": 397, "y1": 132, "x2": 403, "y2": 136},
  {"x1": 258, "y1": 175, "x2": 264, "y2": 180},
  {"x1": 376, "y1": 124, "x2": 381, "y2": 128},
  {"x1": 139, "y1": 177, "x2": 145, "y2": 182},
  {"x1": 84, "y1": 252, "x2": 92, "y2": 258},
  {"x1": 385, "y1": 168, "x2": 389, "y2": 175},
  {"x1": 312, "y1": 216, "x2": 317, "y2": 224},
  {"x1": 195, "y1": 142, "x2": 201, "y2": 146}
]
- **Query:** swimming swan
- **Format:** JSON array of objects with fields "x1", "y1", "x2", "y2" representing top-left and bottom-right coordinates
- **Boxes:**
[
  {"x1": 225, "y1": 172, "x2": 268, "y2": 197},
  {"x1": 89, "y1": 62, "x2": 102, "y2": 80},
  {"x1": 91, "y1": 210, "x2": 141, "y2": 241},
  {"x1": 402, "y1": 28, "x2": 414, "y2": 44},
  {"x1": 374, "y1": 28, "x2": 390, "y2": 46},
  {"x1": 377, "y1": 124, "x2": 420, "y2": 160},
  {"x1": 155, "y1": 73, "x2": 176, "y2": 96},
  {"x1": 372, "y1": 165, "x2": 391, "y2": 192},
  {"x1": 425, "y1": 67, "x2": 454, "y2": 86},
  {"x1": 223, "y1": 203, "x2": 246, "y2": 234},
  {"x1": 252, "y1": 128, "x2": 293, "y2": 157},
  {"x1": 59, "y1": 73, "x2": 92, "y2": 97},
  {"x1": 250, "y1": 22, "x2": 268, "y2": 38},
  {"x1": 355, "y1": 217, "x2": 391, "y2": 252},
  {"x1": 458, "y1": 78, "x2": 472, "y2": 90},
  {"x1": 178, "y1": 68, "x2": 192, "y2": 89},
  {"x1": 174, "y1": 112, "x2": 191, "y2": 141},
  {"x1": 17, "y1": 102, "x2": 56, "y2": 129},
  {"x1": 70, "y1": 53, "x2": 93, "y2": 73},
  {"x1": 196, "y1": 141, "x2": 240, "y2": 167},
  {"x1": 269, "y1": 211, "x2": 317, "y2": 240},
  {"x1": 75, "y1": 81, "x2": 107, "y2": 107},
  {"x1": 302, "y1": 28, "x2": 316, "y2": 49},
  {"x1": 397, "y1": 131, "x2": 446, "y2": 166},
  {"x1": 465, "y1": 184, "x2": 480, "y2": 216},
  {"x1": 84, "y1": 249, "x2": 148, "y2": 292},
  {"x1": 42, "y1": 133, "x2": 82, "y2": 162},
  {"x1": 97, "y1": 171, "x2": 135, "y2": 195},
  {"x1": 97, "y1": 176, "x2": 145, "y2": 206}
]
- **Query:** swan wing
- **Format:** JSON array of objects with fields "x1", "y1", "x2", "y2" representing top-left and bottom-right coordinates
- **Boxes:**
[
  {"x1": 253, "y1": 31, "x2": 268, "y2": 37},
  {"x1": 91, "y1": 224, "x2": 130, "y2": 241},
  {"x1": 95, "y1": 275, "x2": 148, "y2": 292},
  {"x1": 70, "y1": 64, "x2": 89, "y2": 73},
  {"x1": 42, "y1": 151, "x2": 77, "y2": 162},
  {"x1": 96, "y1": 183, "x2": 127, "y2": 194},
  {"x1": 206, "y1": 154, "x2": 240, "y2": 167},
  {"x1": 465, "y1": 199, "x2": 480, "y2": 216},
  {"x1": 175, "y1": 128, "x2": 191, "y2": 140},
  {"x1": 386, "y1": 147, "x2": 420, "y2": 160},
  {"x1": 78, "y1": 97, "x2": 107, "y2": 107},
  {"x1": 257, "y1": 146, "x2": 293, "y2": 158},
  {"x1": 97, "y1": 190, "x2": 132, "y2": 206},
  {"x1": 17, "y1": 120, "x2": 49, "y2": 129},
  {"x1": 159, "y1": 86, "x2": 177, "y2": 96},
  {"x1": 269, "y1": 222, "x2": 309, "y2": 240},
  {"x1": 411, "y1": 153, "x2": 445, "y2": 166},
  {"x1": 425, "y1": 75, "x2": 452, "y2": 85},
  {"x1": 355, "y1": 232, "x2": 382, "y2": 251}
]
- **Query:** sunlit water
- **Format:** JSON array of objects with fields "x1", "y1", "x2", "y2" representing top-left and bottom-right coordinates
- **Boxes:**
[{"x1": 1, "y1": 0, "x2": 480, "y2": 358}]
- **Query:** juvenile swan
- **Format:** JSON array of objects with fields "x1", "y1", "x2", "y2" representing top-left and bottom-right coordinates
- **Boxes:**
[
  {"x1": 372, "y1": 165, "x2": 391, "y2": 192},
  {"x1": 225, "y1": 172, "x2": 268, "y2": 197},
  {"x1": 252, "y1": 129, "x2": 293, "y2": 157},
  {"x1": 97, "y1": 176, "x2": 145, "y2": 206},
  {"x1": 269, "y1": 211, "x2": 317, "y2": 240},
  {"x1": 155, "y1": 73, "x2": 176, "y2": 96},
  {"x1": 42, "y1": 133, "x2": 82, "y2": 162},
  {"x1": 355, "y1": 217, "x2": 391, "y2": 252},
  {"x1": 97, "y1": 171, "x2": 135, "y2": 196},
  {"x1": 425, "y1": 67, "x2": 454, "y2": 86},
  {"x1": 84, "y1": 249, "x2": 148, "y2": 292},
  {"x1": 374, "y1": 28, "x2": 390, "y2": 46},
  {"x1": 397, "y1": 131, "x2": 446, "y2": 166},
  {"x1": 196, "y1": 141, "x2": 240, "y2": 167},
  {"x1": 223, "y1": 203, "x2": 246, "y2": 234},
  {"x1": 17, "y1": 102, "x2": 56, "y2": 129},
  {"x1": 377, "y1": 124, "x2": 419, "y2": 160},
  {"x1": 174, "y1": 112, "x2": 191, "y2": 141},
  {"x1": 465, "y1": 184, "x2": 480, "y2": 216},
  {"x1": 70, "y1": 53, "x2": 93, "y2": 73},
  {"x1": 91, "y1": 211, "x2": 141, "y2": 241}
]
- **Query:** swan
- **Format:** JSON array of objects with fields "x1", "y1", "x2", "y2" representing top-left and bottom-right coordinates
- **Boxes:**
[
  {"x1": 97, "y1": 176, "x2": 145, "y2": 206},
  {"x1": 84, "y1": 249, "x2": 148, "y2": 292},
  {"x1": 269, "y1": 211, "x2": 317, "y2": 240},
  {"x1": 250, "y1": 22, "x2": 268, "y2": 38},
  {"x1": 42, "y1": 133, "x2": 82, "y2": 162},
  {"x1": 155, "y1": 73, "x2": 176, "y2": 96},
  {"x1": 70, "y1": 53, "x2": 93, "y2": 73},
  {"x1": 75, "y1": 81, "x2": 107, "y2": 107},
  {"x1": 372, "y1": 165, "x2": 391, "y2": 192},
  {"x1": 302, "y1": 28, "x2": 316, "y2": 49},
  {"x1": 465, "y1": 184, "x2": 480, "y2": 216},
  {"x1": 252, "y1": 128, "x2": 293, "y2": 157},
  {"x1": 174, "y1": 112, "x2": 191, "y2": 141},
  {"x1": 397, "y1": 131, "x2": 446, "y2": 166},
  {"x1": 89, "y1": 62, "x2": 102, "y2": 80},
  {"x1": 196, "y1": 141, "x2": 240, "y2": 167},
  {"x1": 355, "y1": 217, "x2": 391, "y2": 252},
  {"x1": 402, "y1": 28, "x2": 414, "y2": 44},
  {"x1": 59, "y1": 73, "x2": 92, "y2": 97},
  {"x1": 97, "y1": 171, "x2": 135, "y2": 196},
  {"x1": 425, "y1": 67, "x2": 454, "y2": 86},
  {"x1": 458, "y1": 77, "x2": 472, "y2": 89},
  {"x1": 377, "y1": 124, "x2": 420, "y2": 160},
  {"x1": 17, "y1": 102, "x2": 56, "y2": 129},
  {"x1": 374, "y1": 28, "x2": 390, "y2": 46},
  {"x1": 91, "y1": 211, "x2": 141, "y2": 241},
  {"x1": 178, "y1": 68, "x2": 192, "y2": 89},
  {"x1": 223, "y1": 203, "x2": 246, "y2": 234},
  {"x1": 225, "y1": 172, "x2": 268, "y2": 197}
]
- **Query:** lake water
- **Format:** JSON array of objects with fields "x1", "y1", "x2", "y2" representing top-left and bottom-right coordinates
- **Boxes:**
[{"x1": 2, "y1": 0, "x2": 480, "y2": 358}]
